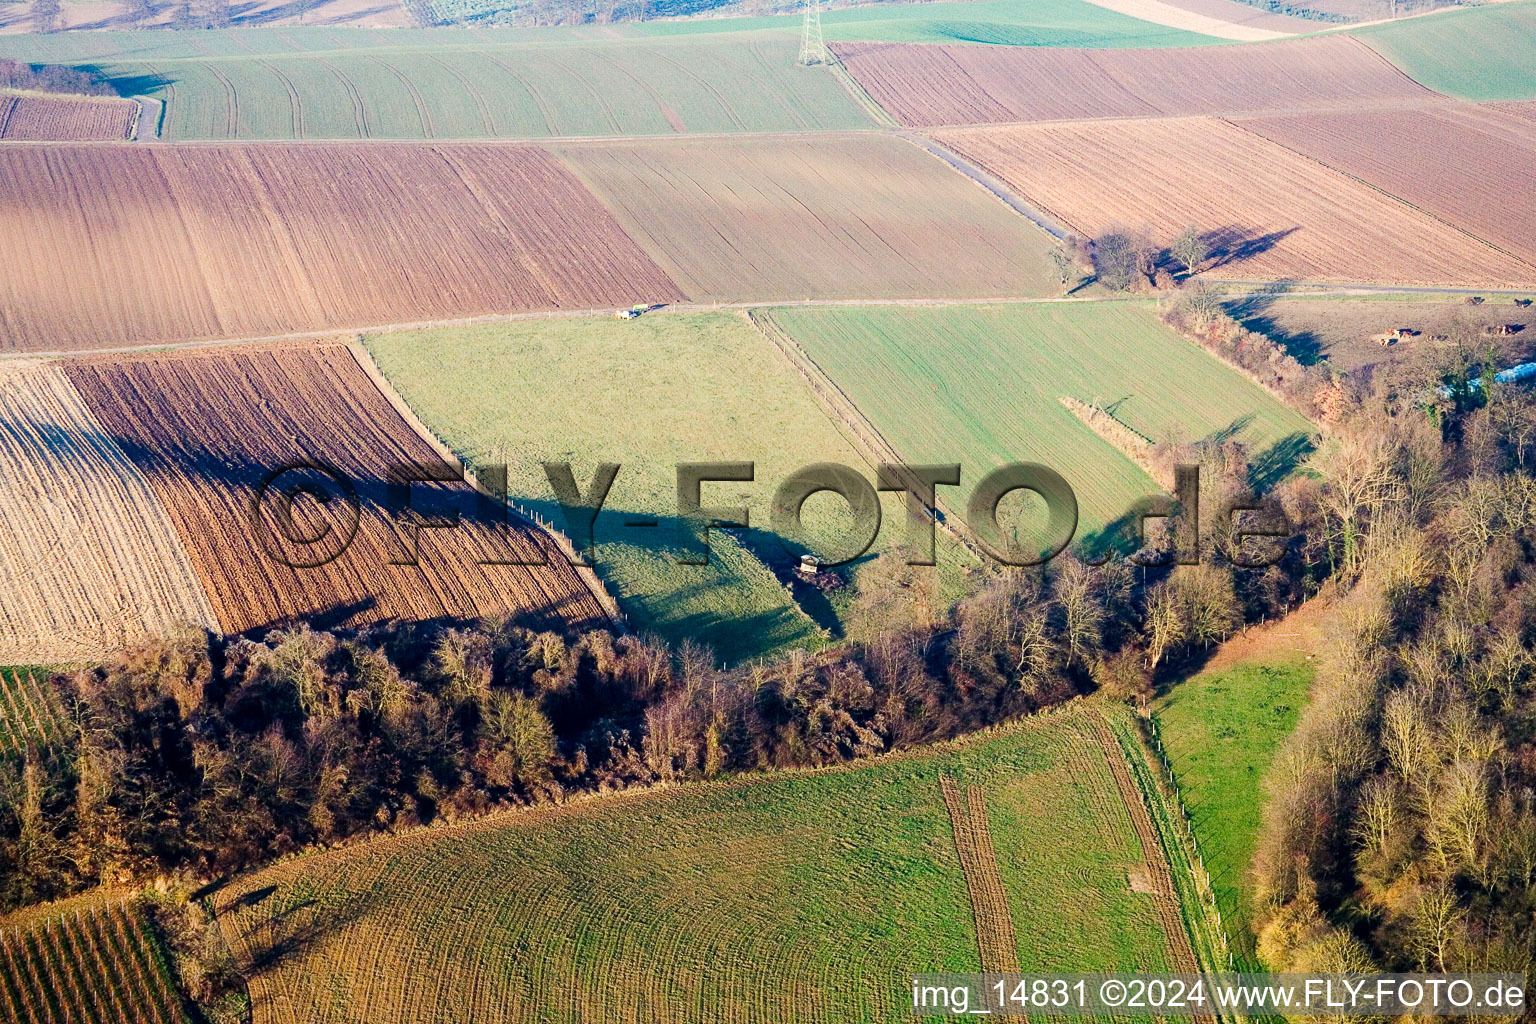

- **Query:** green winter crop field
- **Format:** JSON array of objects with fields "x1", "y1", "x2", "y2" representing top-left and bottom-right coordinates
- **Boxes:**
[
  {"x1": 211, "y1": 703, "x2": 1178, "y2": 1024},
  {"x1": 1355, "y1": 1, "x2": 1536, "y2": 101},
  {"x1": 766, "y1": 302, "x2": 1315, "y2": 545},
  {"x1": 633, "y1": 0, "x2": 1220, "y2": 45},
  {"x1": 29, "y1": 35, "x2": 873, "y2": 140},
  {"x1": 364, "y1": 311, "x2": 976, "y2": 665},
  {"x1": 0, "y1": 0, "x2": 1230, "y2": 142}
]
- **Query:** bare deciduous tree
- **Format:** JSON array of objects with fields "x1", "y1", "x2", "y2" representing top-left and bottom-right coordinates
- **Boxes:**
[{"x1": 1171, "y1": 225, "x2": 1208, "y2": 277}]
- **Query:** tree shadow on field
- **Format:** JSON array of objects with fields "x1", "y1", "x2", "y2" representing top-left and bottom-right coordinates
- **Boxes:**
[
  {"x1": 1248, "y1": 432, "x2": 1316, "y2": 494},
  {"x1": 93, "y1": 68, "x2": 178, "y2": 99},
  {"x1": 1201, "y1": 225, "x2": 1299, "y2": 273},
  {"x1": 3, "y1": 407, "x2": 600, "y2": 638},
  {"x1": 507, "y1": 494, "x2": 851, "y2": 651},
  {"x1": 1200, "y1": 414, "x2": 1255, "y2": 446},
  {"x1": 1222, "y1": 289, "x2": 1324, "y2": 366},
  {"x1": 209, "y1": 883, "x2": 372, "y2": 974}
]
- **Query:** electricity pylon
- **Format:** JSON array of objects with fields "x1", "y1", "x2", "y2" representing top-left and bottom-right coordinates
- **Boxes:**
[{"x1": 798, "y1": 0, "x2": 828, "y2": 65}]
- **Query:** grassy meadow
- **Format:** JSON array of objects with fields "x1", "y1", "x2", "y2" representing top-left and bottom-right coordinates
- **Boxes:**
[
  {"x1": 766, "y1": 302, "x2": 1316, "y2": 547},
  {"x1": 1355, "y1": 2, "x2": 1536, "y2": 101},
  {"x1": 365, "y1": 311, "x2": 976, "y2": 664},
  {"x1": 1154, "y1": 652, "x2": 1315, "y2": 961},
  {"x1": 213, "y1": 704, "x2": 1178, "y2": 1024}
]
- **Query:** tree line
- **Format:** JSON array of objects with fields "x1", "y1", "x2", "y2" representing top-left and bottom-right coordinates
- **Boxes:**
[
  {"x1": 1251, "y1": 336, "x2": 1536, "y2": 980},
  {"x1": 0, "y1": 59, "x2": 113, "y2": 96}
]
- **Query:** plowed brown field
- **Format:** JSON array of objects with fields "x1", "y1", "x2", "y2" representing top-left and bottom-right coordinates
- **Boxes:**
[
  {"x1": 833, "y1": 35, "x2": 1437, "y2": 126},
  {"x1": 935, "y1": 117, "x2": 1533, "y2": 288},
  {"x1": 1239, "y1": 105, "x2": 1536, "y2": 266},
  {"x1": 1487, "y1": 101, "x2": 1536, "y2": 128},
  {"x1": 63, "y1": 344, "x2": 609, "y2": 636},
  {"x1": 0, "y1": 362, "x2": 217, "y2": 664},
  {"x1": 0, "y1": 144, "x2": 681, "y2": 352},
  {"x1": 554, "y1": 134, "x2": 1056, "y2": 302},
  {"x1": 0, "y1": 93, "x2": 137, "y2": 140}
]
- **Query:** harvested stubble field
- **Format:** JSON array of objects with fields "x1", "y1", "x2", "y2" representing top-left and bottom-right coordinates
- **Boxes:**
[
  {"x1": 1354, "y1": 2, "x2": 1536, "y2": 102},
  {"x1": 833, "y1": 34, "x2": 1434, "y2": 126},
  {"x1": 365, "y1": 312, "x2": 977, "y2": 664},
  {"x1": 935, "y1": 117, "x2": 1534, "y2": 288},
  {"x1": 0, "y1": 362, "x2": 217, "y2": 665},
  {"x1": 87, "y1": 37, "x2": 873, "y2": 140},
  {"x1": 0, "y1": 143, "x2": 681, "y2": 352},
  {"x1": 213, "y1": 704, "x2": 1179, "y2": 1024},
  {"x1": 1239, "y1": 105, "x2": 1536, "y2": 267},
  {"x1": 0, "y1": 92, "x2": 136, "y2": 139},
  {"x1": 764, "y1": 303, "x2": 1313, "y2": 541},
  {"x1": 61, "y1": 343, "x2": 609, "y2": 637},
  {"x1": 553, "y1": 134, "x2": 1057, "y2": 303},
  {"x1": 0, "y1": 899, "x2": 185, "y2": 1024}
]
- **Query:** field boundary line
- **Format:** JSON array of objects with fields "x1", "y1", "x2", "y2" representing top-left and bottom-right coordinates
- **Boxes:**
[
  {"x1": 1057, "y1": 395, "x2": 1170, "y2": 490},
  {"x1": 342, "y1": 340, "x2": 628, "y2": 631},
  {"x1": 9, "y1": 288, "x2": 1524, "y2": 363},
  {"x1": 1097, "y1": 708, "x2": 1250, "y2": 1023},
  {"x1": 745, "y1": 308, "x2": 987, "y2": 559},
  {"x1": 1090, "y1": 710, "x2": 1220, "y2": 1023},
  {"x1": 1223, "y1": 117, "x2": 1536, "y2": 274},
  {"x1": 900, "y1": 131, "x2": 1067, "y2": 241},
  {"x1": 827, "y1": 54, "x2": 897, "y2": 128},
  {"x1": 940, "y1": 776, "x2": 1022, "y2": 974}
]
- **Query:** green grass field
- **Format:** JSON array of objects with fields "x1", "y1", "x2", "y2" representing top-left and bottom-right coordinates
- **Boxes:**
[
  {"x1": 110, "y1": 36, "x2": 873, "y2": 140},
  {"x1": 765, "y1": 303, "x2": 1316, "y2": 549},
  {"x1": 365, "y1": 311, "x2": 975, "y2": 665},
  {"x1": 1153, "y1": 653, "x2": 1314, "y2": 962},
  {"x1": 212, "y1": 704, "x2": 1178, "y2": 1024},
  {"x1": 1355, "y1": 2, "x2": 1536, "y2": 100},
  {"x1": 637, "y1": 0, "x2": 1219, "y2": 45}
]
